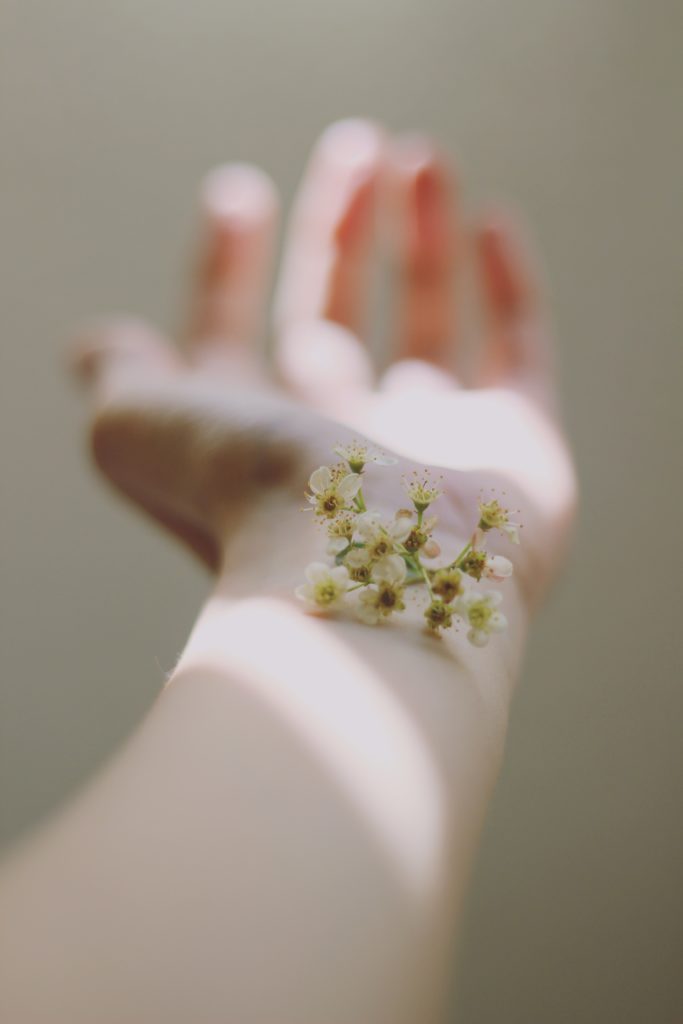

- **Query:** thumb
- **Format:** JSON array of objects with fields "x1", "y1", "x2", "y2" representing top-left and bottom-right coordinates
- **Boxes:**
[
  {"x1": 70, "y1": 319, "x2": 220, "y2": 569},
  {"x1": 70, "y1": 318, "x2": 180, "y2": 399}
]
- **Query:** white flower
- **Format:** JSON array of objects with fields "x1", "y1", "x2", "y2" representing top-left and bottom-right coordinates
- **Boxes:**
[
  {"x1": 295, "y1": 562, "x2": 350, "y2": 611},
  {"x1": 402, "y1": 513, "x2": 438, "y2": 555},
  {"x1": 333, "y1": 441, "x2": 397, "y2": 472},
  {"x1": 431, "y1": 567, "x2": 464, "y2": 602},
  {"x1": 344, "y1": 546, "x2": 375, "y2": 582},
  {"x1": 454, "y1": 589, "x2": 508, "y2": 647},
  {"x1": 482, "y1": 554, "x2": 513, "y2": 581},
  {"x1": 352, "y1": 511, "x2": 412, "y2": 558},
  {"x1": 477, "y1": 498, "x2": 521, "y2": 544},
  {"x1": 306, "y1": 466, "x2": 362, "y2": 518},
  {"x1": 462, "y1": 547, "x2": 515, "y2": 582},
  {"x1": 424, "y1": 599, "x2": 453, "y2": 632},
  {"x1": 404, "y1": 471, "x2": 442, "y2": 512},
  {"x1": 356, "y1": 555, "x2": 407, "y2": 624},
  {"x1": 325, "y1": 510, "x2": 357, "y2": 555}
]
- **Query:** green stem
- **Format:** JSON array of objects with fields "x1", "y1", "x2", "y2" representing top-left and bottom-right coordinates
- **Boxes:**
[
  {"x1": 448, "y1": 540, "x2": 472, "y2": 571},
  {"x1": 413, "y1": 552, "x2": 434, "y2": 598},
  {"x1": 395, "y1": 544, "x2": 422, "y2": 587},
  {"x1": 354, "y1": 488, "x2": 367, "y2": 513}
]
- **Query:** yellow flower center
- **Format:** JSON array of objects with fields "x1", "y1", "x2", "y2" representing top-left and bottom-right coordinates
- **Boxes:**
[
  {"x1": 478, "y1": 499, "x2": 508, "y2": 530},
  {"x1": 315, "y1": 582, "x2": 339, "y2": 605},
  {"x1": 433, "y1": 569, "x2": 462, "y2": 601},
  {"x1": 468, "y1": 602, "x2": 493, "y2": 629},
  {"x1": 425, "y1": 600, "x2": 452, "y2": 630}
]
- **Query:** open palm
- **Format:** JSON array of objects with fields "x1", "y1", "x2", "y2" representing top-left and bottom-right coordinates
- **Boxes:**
[{"x1": 75, "y1": 120, "x2": 576, "y2": 608}]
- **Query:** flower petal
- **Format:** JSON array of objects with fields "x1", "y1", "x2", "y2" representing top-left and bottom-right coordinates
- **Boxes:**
[
  {"x1": 309, "y1": 466, "x2": 332, "y2": 494},
  {"x1": 330, "y1": 565, "x2": 350, "y2": 587},
  {"x1": 356, "y1": 590, "x2": 380, "y2": 624},
  {"x1": 327, "y1": 537, "x2": 349, "y2": 555},
  {"x1": 467, "y1": 628, "x2": 490, "y2": 647},
  {"x1": 352, "y1": 511, "x2": 381, "y2": 542},
  {"x1": 374, "y1": 554, "x2": 406, "y2": 585},
  {"x1": 345, "y1": 548, "x2": 370, "y2": 569},
  {"x1": 455, "y1": 590, "x2": 476, "y2": 614},
  {"x1": 485, "y1": 555, "x2": 513, "y2": 579},
  {"x1": 305, "y1": 561, "x2": 331, "y2": 584},
  {"x1": 489, "y1": 611, "x2": 508, "y2": 633},
  {"x1": 422, "y1": 540, "x2": 441, "y2": 559},
  {"x1": 503, "y1": 523, "x2": 520, "y2": 544},
  {"x1": 337, "y1": 473, "x2": 363, "y2": 501},
  {"x1": 389, "y1": 517, "x2": 412, "y2": 543}
]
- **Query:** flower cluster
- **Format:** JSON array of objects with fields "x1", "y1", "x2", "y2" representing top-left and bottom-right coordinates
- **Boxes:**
[{"x1": 295, "y1": 442, "x2": 520, "y2": 646}]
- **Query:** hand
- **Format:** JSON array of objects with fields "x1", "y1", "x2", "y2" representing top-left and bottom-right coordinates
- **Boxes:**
[{"x1": 74, "y1": 120, "x2": 576, "y2": 610}]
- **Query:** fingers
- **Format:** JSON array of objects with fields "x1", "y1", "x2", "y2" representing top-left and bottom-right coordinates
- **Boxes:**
[
  {"x1": 473, "y1": 214, "x2": 555, "y2": 405},
  {"x1": 388, "y1": 138, "x2": 459, "y2": 370},
  {"x1": 187, "y1": 163, "x2": 278, "y2": 355},
  {"x1": 275, "y1": 119, "x2": 383, "y2": 334},
  {"x1": 71, "y1": 318, "x2": 180, "y2": 399},
  {"x1": 273, "y1": 119, "x2": 383, "y2": 401}
]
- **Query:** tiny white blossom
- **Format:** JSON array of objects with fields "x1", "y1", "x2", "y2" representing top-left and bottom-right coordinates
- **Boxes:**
[
  {"x1": 477, "y1": 498, "x2": 521, "y2": 544},
  {"x1": 402, "y1": 513, "x2": 438, "y2": 555},
  {"x1": 432, "y1": 566, "x2": 464, "y2": 602},
  {"x1": 306, "y1": 466, "x2": 362, "y2": 518},
  {"x1": 352, "y1": 511, "x2": 412, "y2": 558},
  {"x1": 325, "y1": 510, "x2": 357, "y2": 554},
  {"x1": 462, "y1": 549, "x2": 514, "y2": 582},
  {"x1": 356, "y1": 555, "x2": 407, "y2": 624},
  {"x1": 344, "y1": 546, "x2": 375, "y2": 582},
  {"x1": 455, "y1": 589, "x2": 508, "y2": 647},
  {"x1": 404, "y1": 471, "x2": 442, "y2": 512},
  {"x1": 333, "y1": 441, "x2": 398, "y2": 473},
  {"x1": 295, "y1": 562, "x2": 350, "y2": 611}
]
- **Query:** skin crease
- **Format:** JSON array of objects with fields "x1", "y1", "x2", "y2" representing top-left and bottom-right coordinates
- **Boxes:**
[{"x1": 0, "y1": 120, "x2": 577, "y2": 1024}]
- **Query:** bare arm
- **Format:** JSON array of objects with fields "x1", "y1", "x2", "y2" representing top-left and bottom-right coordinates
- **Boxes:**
[
  {"x1": 0, "y1": 525, "x2": 527, "y2": 1023},
  {"x1": 0, "y1": 120, "x2": 576, "y2": 1023}
]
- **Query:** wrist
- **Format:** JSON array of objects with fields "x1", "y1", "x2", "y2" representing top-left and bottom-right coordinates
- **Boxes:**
[
  {"x1": 190, "y1": 495, "x2": 530, "y2": 680},
  {"x1": 215, "y1": 497, "x2": 334, "y2": 599}
]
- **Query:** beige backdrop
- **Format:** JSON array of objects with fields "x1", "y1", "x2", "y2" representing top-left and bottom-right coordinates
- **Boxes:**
[{"x1": 1, "y1": 0, "x2": 682, "y2": 1020}]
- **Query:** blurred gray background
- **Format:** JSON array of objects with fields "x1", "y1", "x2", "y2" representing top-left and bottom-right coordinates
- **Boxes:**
[{"x1": 1, "y1": 0, "x2": 682, "y2": 1020}]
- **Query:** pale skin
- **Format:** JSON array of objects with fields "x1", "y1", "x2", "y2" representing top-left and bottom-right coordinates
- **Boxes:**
[{"x1": 0, "y1": 120, "x2": 577, "y2": 1023}]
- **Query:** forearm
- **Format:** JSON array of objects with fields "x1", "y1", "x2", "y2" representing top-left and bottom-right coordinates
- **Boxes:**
[{"x1": 0, "y1": 513, "x2": 528, "y2": 1024}]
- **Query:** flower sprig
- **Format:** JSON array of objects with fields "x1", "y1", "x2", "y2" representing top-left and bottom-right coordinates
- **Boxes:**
[{"x1": 296, "y1": 442, "x2": 520, "y2": 645}]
